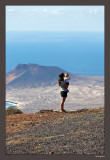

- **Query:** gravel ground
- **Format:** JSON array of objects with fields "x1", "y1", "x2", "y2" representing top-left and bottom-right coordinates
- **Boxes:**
[{"x1": 6, "y1": 110, "x2": 104, "y2": 155}]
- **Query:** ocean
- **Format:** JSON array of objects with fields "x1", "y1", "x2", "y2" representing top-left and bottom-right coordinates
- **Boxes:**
[
  {"x1": 6, "y1": 31, "x2": 104, "y2": 76},
  {"x1": 6, "y1": 101, "x2": 17, "y2": 109}
]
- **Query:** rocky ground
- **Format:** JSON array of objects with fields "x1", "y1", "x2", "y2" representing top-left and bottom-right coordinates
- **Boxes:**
[{"x1": 6, "y1": 107, "x2": 104, "y2": 155}]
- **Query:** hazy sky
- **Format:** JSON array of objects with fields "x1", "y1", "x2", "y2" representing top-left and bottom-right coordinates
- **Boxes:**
[{"x1": 6, "y1": 6, "x2": 104, "y2": 32}]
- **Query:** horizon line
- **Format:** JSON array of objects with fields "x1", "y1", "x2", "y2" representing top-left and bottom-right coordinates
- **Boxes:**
[{"x1": 6, "y1": 30, "x2": 104, "y2": 32}]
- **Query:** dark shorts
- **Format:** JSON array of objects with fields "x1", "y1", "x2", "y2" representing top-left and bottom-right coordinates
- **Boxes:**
[{"x1": 60, "y1": 91, "x2": 67, "y2": 97}]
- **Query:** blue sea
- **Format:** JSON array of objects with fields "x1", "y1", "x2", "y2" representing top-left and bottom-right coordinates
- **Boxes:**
[
  {"x1": 6, "y1": 31, "x2": 104, "y2": 76},
  {"x1": 6, "y1": 101, "x2": 17, "y2": 109}
]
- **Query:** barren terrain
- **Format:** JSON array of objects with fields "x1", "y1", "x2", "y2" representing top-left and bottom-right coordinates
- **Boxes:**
[
  {"x1": 6, "y1": 82, "x2": 104, "y2": 113},
  {"x1": 6, "y1": 108, "x2": 104, "y2": 155}
]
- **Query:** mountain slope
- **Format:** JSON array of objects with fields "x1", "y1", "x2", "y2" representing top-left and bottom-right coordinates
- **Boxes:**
[
  {"x1": 6, "y1": 63, "x2": 104, "y2": 88},
  {"x1": 6, "y1": 64, "x2": 69, "y2": 88}
]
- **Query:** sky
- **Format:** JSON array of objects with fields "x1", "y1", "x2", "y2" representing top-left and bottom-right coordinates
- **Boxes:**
[{"x1": 6, "y1": 6, "x2": 104, "y2": 32}]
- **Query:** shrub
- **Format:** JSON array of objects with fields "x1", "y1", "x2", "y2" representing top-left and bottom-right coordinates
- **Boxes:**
[{"x1": 6, "y1": 107, "x2": 23, "y2": 116}]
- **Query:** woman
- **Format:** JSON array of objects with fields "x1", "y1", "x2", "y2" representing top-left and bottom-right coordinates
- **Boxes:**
[{"x1": 58, "y1": 73, "x2": 68, "y2": 112}]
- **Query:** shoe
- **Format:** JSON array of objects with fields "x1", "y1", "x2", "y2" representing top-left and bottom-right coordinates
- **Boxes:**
[{"x1": 61, "y1": 109, "x2": 67, "y2": 113}]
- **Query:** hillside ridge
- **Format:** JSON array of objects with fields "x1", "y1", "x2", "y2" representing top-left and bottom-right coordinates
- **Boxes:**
[{"x1": 6, "y1": 63, "x2": 104, "y2": 88}]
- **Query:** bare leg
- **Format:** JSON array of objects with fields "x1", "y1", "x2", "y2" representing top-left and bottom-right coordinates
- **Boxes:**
[{"x1": 61, "y1": 97, "x2": 66, "y2": 111}]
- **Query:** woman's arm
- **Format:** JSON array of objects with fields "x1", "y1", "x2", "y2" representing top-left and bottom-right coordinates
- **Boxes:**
[
  {"x1": 63, "y1": 83, "x2": 68, "y2": 89},
  {"x1": 58, "y1": 79, "x2": 68, "y2": 88},
  {"x1": 58, "y1": 79, "x2": 62, "y2": 86}
]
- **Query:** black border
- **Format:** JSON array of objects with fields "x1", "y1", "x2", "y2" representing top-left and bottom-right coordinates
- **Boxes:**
[{"x1": 0, "y1": 0, "x2": 110, "y2": 160}]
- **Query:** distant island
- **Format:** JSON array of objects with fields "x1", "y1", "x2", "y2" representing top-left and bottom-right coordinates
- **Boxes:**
[{"x1": 6, "y1": 63, "x2": 104, "y2": 88}]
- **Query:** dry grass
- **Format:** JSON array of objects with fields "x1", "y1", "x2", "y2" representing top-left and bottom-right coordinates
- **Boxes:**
[
  {"x1": 6, "y1": 129, "x2": 87, "y2": 145},
  {"x1": 6, "y1": 135, "x2": 60, "y2": 145},
  {"x1": 66, "y1": 130, "x2": 86, "y2": 139},
  {"x1": 34, "y1": 146, "x2": 42, "y2": 150}
]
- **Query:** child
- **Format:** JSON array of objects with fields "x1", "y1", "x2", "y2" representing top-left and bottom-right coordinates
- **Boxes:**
[{"x1": 64, "y1": 73, "x2": 70, "y2": 90}]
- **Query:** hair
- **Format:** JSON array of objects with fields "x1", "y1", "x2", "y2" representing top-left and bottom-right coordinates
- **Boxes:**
[
  {"x1": 59, "y1": 73, "x2": 64, "y2": 81},
  {"x1": 64, "y1": 73, "x2": 69, "y2": 77}
]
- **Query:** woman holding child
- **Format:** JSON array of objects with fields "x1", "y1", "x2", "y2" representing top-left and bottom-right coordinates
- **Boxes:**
[{"x1": 58, "y1": 73, "x2": 70, "y2": 112}]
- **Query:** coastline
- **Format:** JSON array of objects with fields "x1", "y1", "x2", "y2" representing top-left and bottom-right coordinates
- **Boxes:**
[
  {"x1": 6, "y1": 100, "x2": 18, "y2": 109},
  {"x1": 6, "y1": 101, "x2": 17, "y2": 104}
]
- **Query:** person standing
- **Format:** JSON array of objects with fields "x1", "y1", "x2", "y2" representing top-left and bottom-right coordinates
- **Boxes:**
[{"x1": 58, "y1": 73, "x2": 68, "y2": 112}]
